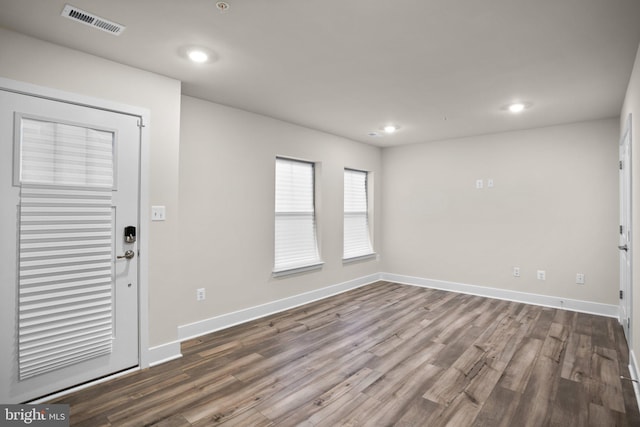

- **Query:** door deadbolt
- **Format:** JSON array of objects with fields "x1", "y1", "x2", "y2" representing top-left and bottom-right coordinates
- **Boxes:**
[{"x1": 124, "y1": 226, "x2": 136, "y2": 244}]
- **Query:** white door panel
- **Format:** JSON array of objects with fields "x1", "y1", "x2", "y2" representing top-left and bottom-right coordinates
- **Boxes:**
[
  {"x1": 0, "y1": 89, "x2": 140, "y2": 403},
  {"x1": 619, "y1": 114, "x2": 632, "y2": 344}
]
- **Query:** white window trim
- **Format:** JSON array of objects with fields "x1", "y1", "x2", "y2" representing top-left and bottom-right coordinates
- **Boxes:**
[
  {"x1": 343, "y1": 252, "x2": 377, "y2": 264},
  {"x1": 273, "y1": 157, "x2": 322, "y2": 276},
  {"x1": 343, "y1": 168, "x2": 374, "y2": 261},
  {"x1": 272, "y1": 261, "x2": 325, "y2": 278}
]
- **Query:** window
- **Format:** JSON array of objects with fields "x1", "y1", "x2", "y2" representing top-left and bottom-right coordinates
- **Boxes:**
[
  {"x1": 344, "y1": 169, "x2": 374, "y2": 260},
  {"x1": 274, "y1": 158, "x2": 321, "y2": 274}
]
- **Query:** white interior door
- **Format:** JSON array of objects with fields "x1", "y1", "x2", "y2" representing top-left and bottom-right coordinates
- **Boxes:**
[
  {"x1": 619, "y1": 114, "x2": 632, "y2": 344},
  {"x1": 0, "y1": 89, "x2": 140, "y2": 403}
]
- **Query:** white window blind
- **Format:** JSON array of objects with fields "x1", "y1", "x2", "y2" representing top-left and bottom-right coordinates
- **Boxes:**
[
  {"x1": 344, "y1": 169, "x2": 373, "y2": 259},
  {"x1": 19, "y1": 118, "x2": 114, "y2": 188},
  {"x1": 16, "y1": 117, "x2": 115, "y2": 380},
  {"x1": 274, "y1": 158, "x2": 321, "y2": 273}
]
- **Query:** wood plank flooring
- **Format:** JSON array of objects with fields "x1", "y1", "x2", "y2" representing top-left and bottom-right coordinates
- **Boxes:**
[{"x1": 50, "y1": 281, "x2": 640, "y2": 426}]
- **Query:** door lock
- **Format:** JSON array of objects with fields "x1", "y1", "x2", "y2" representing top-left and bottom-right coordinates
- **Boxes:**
[
  {"x1": 124, "y1": 226, "x2": 136, "y2": 244},
  {"x1": 117, "y1": 250, "x2": 135, "y2": 260},
  {"x1": 618, "y1": 245, "x2": 629, "y2": 252}
]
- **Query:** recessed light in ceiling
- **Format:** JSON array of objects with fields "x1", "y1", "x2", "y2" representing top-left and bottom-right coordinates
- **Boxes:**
[
  {"x1": 508, "y1": 103, "x2": 525, "y2": 113},
  {"x1": 383, "y1": 125, "x2": 399, "y2": 134},
  {"x1": 503, "y1": 102, "x2": 532, "y2": 114},
  {"x1": 179, "y1": 46, "x2": 217, "y2": 64},
  {"x1": 188, "y1": 49, "x2": 209, "y2": 63}
]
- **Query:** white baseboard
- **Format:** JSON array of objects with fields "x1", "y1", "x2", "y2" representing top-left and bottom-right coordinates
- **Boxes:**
[
  {"x1": 177, "y1": 273, "x2": 381, "y2": 342},
  {"x1": 630, "y1": 350, "x2": 640, "y2": 413},
  {"x1": 146, "y1": 273, "x2": 381, "y2": 365},
  {"x1": 147, "y1": 341, "x2": 182, "y2": 367},
  {"x1": 147, "y1": 272, "x2": 622, "y2": 367},
  {"x1": 379, "y1": 272, "x2": 620, "y2": 318}
]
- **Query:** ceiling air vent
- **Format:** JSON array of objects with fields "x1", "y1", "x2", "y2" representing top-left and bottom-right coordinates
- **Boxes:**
[{"x1": 61, "y1": 4, "x2": 126, "y2": 36}]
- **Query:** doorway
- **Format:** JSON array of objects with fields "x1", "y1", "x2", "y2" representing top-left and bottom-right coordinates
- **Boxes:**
[
  {"x1": 619, "y1": 113, "x2": 633, "y2": 345},
  {"x1": 0, "y1": 87, "x2": 142, "y2": 403}
]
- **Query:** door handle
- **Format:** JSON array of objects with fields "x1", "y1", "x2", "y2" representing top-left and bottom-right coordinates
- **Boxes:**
[
  {"x1": 117, "y1": 250, "x2": 135, "y2": 260},
  {"x1": 618, "y1": 245, "x2": 628, "y2": 252}
]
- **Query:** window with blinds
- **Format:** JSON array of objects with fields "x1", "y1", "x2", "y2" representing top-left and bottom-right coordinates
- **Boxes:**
[
  {"x1": 344, "y1": 169, "x2": 374, "y2": 260},
  {"x1": 274, "y1": 157, "x2": 321, "y2": 274},
  {"x1": 17, "y1": 118, "x2": 115, "y2": 188},
  {"x1": 15, "y1": 117, "x2": 115, "y2": 380}
]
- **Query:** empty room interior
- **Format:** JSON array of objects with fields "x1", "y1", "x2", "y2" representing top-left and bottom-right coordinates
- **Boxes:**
[{"x1": 2, "y1": 0, "x2": 640, "y2": 425}]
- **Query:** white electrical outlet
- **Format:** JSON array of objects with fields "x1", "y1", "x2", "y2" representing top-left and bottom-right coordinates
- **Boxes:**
[
  {"x1": 487, "y1": 179, "x2": 494, "y2": 188},
  {"x1": 196, "y1": 288, "x2": 206, "y2": 301},
  {"x1": 513, "y1": 267, "x2": 520, "y2": 277},
  {"x1": 537, "y1": 270, "x2": 546, "y2": 281},
  {"x1": 476, "y1": 179, "x2": 484, "y2": 189},
  {"x1": 576, "y1": 273, "x2": 585, "y2": 285}
]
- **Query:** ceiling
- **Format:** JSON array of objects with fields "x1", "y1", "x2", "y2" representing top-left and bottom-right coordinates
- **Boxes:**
[{"x1": 1, "y1": 0, "x2": 639, "y2": 147}]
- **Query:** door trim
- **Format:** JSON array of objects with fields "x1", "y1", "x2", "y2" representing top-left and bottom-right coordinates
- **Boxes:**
[
  {"x1": 0, "y1": 77, "x2": 151, "y2": 373},
  {"x1": 620, "y1": 113, "x2": 633, "y2": 346}
]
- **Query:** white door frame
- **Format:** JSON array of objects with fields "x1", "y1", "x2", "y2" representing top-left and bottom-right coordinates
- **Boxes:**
[
  {"x1": 620, "y1": 113, "x2": 633, "y2": 346},
  {"x1": 0, "y1": 77, "x2": 152, "y2": 380}
]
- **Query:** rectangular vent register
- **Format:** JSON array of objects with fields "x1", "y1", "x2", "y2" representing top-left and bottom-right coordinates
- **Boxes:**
[{"x1": 61, "y1": 4, "x2": 126, "y2": 35}]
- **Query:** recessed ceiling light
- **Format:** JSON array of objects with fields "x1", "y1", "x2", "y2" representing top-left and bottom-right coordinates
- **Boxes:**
[
  {"x1": 188, "y1": 49, "x2": 209, "y2": 63},
  {"x1": 179, "y1": 46, "x2": 218, "y2": 64},
  {"x1": 383, "y1": 125, "x2": 399, "y2": 134},
  {"x1": 502, "y1": 101, "x2": 533, "y2": 114},
  {"x1": 508, "y1": 103, "x2": 526, "y2": 113}
]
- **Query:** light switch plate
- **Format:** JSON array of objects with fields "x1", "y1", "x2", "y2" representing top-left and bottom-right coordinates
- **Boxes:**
[{"x1": 151, "y1": 205, "x2": 166, "y2": 221}]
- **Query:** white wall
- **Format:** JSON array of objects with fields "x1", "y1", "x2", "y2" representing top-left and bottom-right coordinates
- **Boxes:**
[
  {"x1": 621, "y1": 42, "x2": 640, "y2": 361},
  {"x1": 0, "y1": 25, "x2": 630, "y2": 362},
  {"x1": 177, "y1": 95, "x2": 382, "y2": 326},
  {"x1": 0, "y1": 27, "x2": 382, "y2": 352},
  {"x1": 0, "y1": 28, "x2": 183, "y2": 346},
  {"x1": 382, "y1": 119, "x2": 620, "y2": 305}
]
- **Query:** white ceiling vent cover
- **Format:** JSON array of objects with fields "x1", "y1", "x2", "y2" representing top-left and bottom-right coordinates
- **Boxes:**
[{"x1": 61, "y1": 4, "x2": 126, "y2": 35}]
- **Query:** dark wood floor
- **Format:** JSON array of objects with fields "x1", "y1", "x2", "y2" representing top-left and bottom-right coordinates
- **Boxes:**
[{"x1": 51, "y1": 281, "x2": 640, "y2": 426}]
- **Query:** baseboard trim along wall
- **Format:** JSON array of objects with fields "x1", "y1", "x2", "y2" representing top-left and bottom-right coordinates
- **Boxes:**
[
  {"x1": 147, "y1": 272, "x2": 621, "y2": 366},
  {"x1": 630, "y1": 350, "x2": 640, "y2": 413},
  {"x1": 146, "y1": 273, "x2": 381, "y2": 365},
  {"x1": 147, "y1": 341, "x2": 183, "y2": 367},
  {"x1": 144, "y1": 271, "x2": 639, "y2": 411},
  {"x1": 177, "y1": 273, "x2": 381, "y2": 342},
  {"x1": 379, "y1": 272, "x2": 620, "y2": 319}
]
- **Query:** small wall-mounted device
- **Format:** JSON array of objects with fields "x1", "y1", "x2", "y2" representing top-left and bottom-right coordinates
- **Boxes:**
[{"x1": 124, "y1": 226, "x2": 136, "y2": 244}]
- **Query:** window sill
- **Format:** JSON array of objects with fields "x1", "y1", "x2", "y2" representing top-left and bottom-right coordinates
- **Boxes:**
[
  {"x1": 273, "y1": 262, "x2": 324, "y2": 278},
  {"x1": 342, "y1": 253, "x2": 377, "y2": 264}
]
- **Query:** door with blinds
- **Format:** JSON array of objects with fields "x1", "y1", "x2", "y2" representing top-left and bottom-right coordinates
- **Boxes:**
[{"x1": 0, "y1": 89, "x2": 140, "y2": 403}]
